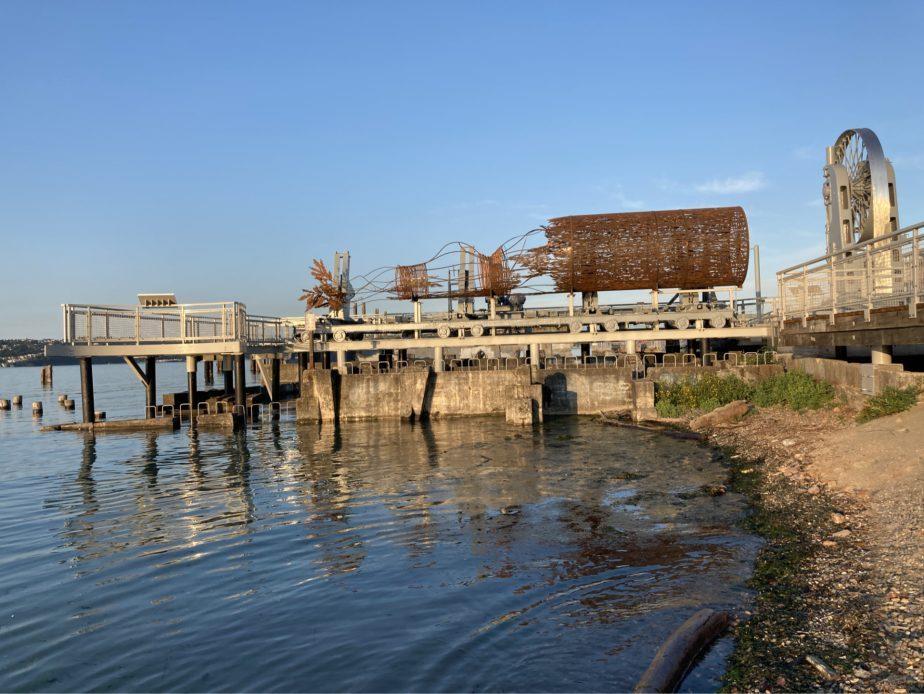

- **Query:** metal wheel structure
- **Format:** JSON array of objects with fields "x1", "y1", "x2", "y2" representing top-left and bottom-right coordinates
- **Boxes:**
[{"x1": 829, "y1": 128, "x2": 892, "y2": 244}]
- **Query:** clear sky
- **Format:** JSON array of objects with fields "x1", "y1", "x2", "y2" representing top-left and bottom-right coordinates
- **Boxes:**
[{"x1": 2, "y1": 1, "x2": 923, "y2": 337}]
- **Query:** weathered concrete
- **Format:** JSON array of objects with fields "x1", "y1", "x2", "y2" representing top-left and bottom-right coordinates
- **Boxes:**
[
  {"x1": 337, "y1": 370, "x2": 429, "y2": 421},
  {"x1": 427, "y1": 369, "x2": 529, "y2": 417},
  {"x1": 196, "y1": 412, "x2": 244, "y2": 431},
  {"x1": 647, "y1": 363, "x2": 784, "y2": 386},
  {"x1": 42, "y1": 416, "x2": 180, "y2": 432},
  {"x1": 505, "y1": 398, "x2": 537, "y2": 425},
  {"x1": 791, "y1": 357, "x2": 924, "y2": 396},
  {"x1": 542, "y1": 367, "x2": 636, "y2": 416}
]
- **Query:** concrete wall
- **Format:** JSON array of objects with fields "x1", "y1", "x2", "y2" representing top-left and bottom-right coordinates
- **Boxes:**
[
  {"x1": 540, "y1": 367, "x2": 636, "y2": 415},
  {"x1": 647, "y1": 363, "x2": 784, "y2": 386},
  {"x1": 791, "y1": 357, "x2": 924, "y2": 395},
  {"x1": 296, "y1": 366, "x2": 655, "y2": 422},
  {"x1": 427, "y1": 368, "x2": 531, "y2": 417}
]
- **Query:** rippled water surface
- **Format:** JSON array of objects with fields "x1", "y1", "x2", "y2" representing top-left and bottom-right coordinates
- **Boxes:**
[{"x1": 0, "y1": 364, "x2": 758, "y2": 692}]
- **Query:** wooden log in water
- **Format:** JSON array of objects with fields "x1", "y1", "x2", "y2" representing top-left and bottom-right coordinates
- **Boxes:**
[
  {"x1": 633, "y1": 608, "x2": 729, "y2": 693},
  {"x1": 598, "y1": 412, "x2": 703, "y2": 441}
]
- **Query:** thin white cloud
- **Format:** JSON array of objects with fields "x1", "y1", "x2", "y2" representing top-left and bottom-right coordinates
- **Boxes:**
[
  {"x1": 890, "y1": 152, "x2": 924, "y2": 170},
  {"x1": 694, "y1": 171, "x2": 767, "y2": 195}
]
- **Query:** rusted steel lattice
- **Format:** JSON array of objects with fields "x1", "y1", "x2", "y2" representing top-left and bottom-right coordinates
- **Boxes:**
[
  {"x1": 525, "y1": 206, "x2": 749, "y2": 292},
  {"x1": 393, "y1": 246, "x2": 516, "y2": 299}
]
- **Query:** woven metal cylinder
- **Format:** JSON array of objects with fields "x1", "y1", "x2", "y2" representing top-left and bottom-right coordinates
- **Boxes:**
[{"x1": 537, "y1": 206, "x2": 749, "y2": 292}]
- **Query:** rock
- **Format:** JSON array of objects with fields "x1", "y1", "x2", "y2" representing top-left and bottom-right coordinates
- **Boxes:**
[
  {"x1": 831, "y1": 512, "x2": 847, "y2": 524},
  {"x1": 782, "y1": 438, "x2": 796, "y2": 447},
  {"x1": 689, "y1": 400, "x2": 750, "y2": 430},
  {"x1": 806, "y1": 654, "x2": 837, "y2": 679},
  {"x1": 831, "y1": 529, "x2": 852, "y2": 539},
  {"x1": 822, "y1": 540, "x2": 837, "y2": 547},
  {"x1": 853, "y1": 668, "x2": 871, "y2": 679},
  {"x1": 807, "y1": 485, "x2": 821, "y2": 495}
]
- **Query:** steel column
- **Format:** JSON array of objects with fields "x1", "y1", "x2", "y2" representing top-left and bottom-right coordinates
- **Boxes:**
[{"x1": 145, "y1": 356, "x2": 157, "y2": 418}]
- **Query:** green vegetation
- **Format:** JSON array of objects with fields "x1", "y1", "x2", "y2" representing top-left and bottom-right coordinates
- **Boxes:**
[
  {"x1": 856, "y1": 386, "x2": 918, "y2": 423},
  {"x1": 751, "y1": 371, "x2": 835, "y2": 412},
  {"x1": 654, "y1": 373, "x2": 753, "y2": 418},
  {"x1": 655, "y1": 370, "x2": 835, "y2": 417}
]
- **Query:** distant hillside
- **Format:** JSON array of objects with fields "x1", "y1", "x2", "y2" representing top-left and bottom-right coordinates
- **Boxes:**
[{"x1": 0, "y1": 339, "x2": 59, "y2": 367}]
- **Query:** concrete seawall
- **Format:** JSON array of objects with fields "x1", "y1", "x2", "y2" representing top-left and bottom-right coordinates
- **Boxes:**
[{"x1": 296, "y1": 366, "x2": 655, "y2": 423}]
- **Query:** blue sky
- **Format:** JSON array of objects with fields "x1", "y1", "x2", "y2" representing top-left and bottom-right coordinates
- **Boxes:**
[{"x1": 2, "y1": 1, "x2": 923, "y2": 337}]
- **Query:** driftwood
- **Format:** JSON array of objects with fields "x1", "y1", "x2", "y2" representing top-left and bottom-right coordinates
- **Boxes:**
[
  {"x1": 633, "y1": 608, "x2": 729, "y2": 693},
  {"x1": 598, "y1": 412, "x2": 704, "y2": 441}
]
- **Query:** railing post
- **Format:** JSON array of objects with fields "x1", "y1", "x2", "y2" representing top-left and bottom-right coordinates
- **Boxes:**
[
  {"x1": 864, "y1": 249, "x2": 873, "y2": 321},
  {"x1": 911, "y1": 228, "x2": 919, "y2": 318},
  {"x1": 180, "y1": 305, "x2": 187, "y2": 342},
  {"x1": 801, "y1": 266, "x2": 808, "y2": 327},
  {"x1": 86, "y1": 306, "x2": 92, "y2": 345},
  {"x1": 135, "y1": 307, "x2": 141, "y2": 345},
  {"x1": 829, "y1": 260, "x2": 836, "y2": 325}
]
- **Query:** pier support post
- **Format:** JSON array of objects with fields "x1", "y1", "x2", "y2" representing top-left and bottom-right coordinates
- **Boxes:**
[
  {"x1": 145, "y1": 357, "x2": 157, "y2": 418},
  {"x1": 222, "y1": 356, "x2": 234, "y2": 395},
  {"x1": 335, "y1": 349, "x2": 347, "y2": 374},
  {"x1": 625, "y1": 339, "x2": 637, "y2": 360},
  {"x1": 434, "y1": 346, "x2": 444, "y2": 372},
  {"x1": 871, "y1": 345, "x2": 893, "y2": 365},
  {"x1": 298, "y1": 351, "x2": 308, "y2": 385},
  {"x1": 700, "y1": 338, "x2": 708, "y2": 358},
  {"x1": 321, "y1": 351, "x2": 331, "y2": 370},
  {"x1": 79, "y1": 357, "x2": 95, "y2": 424},
  {"x1": 529, "y1": 343, "x2": 540, "y2": 368},
  {"x1": 271, "y1": 356, "x2": 281, "y2": 400},
  {"x1": 186, "y1": 356, "x2": 198, "y2": 417},
  {"x1": 580, "y1": 342, "x2": 590, "y2": 362},
  {"x1": 204, "y1": 359, "x2": 214, "y2": 386},
  {"x1": 235, "y1": 355, "x2": 247, "y2": 412}
]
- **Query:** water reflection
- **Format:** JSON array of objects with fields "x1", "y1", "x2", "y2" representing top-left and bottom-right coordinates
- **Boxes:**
[{"x1": 10, "y1": 417, "x2": 757, "y2": 691}]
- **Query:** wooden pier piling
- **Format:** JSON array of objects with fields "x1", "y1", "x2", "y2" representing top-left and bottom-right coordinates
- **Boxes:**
[{"x1": 79, "y1": 357, "x2": 95, "y2": 424}]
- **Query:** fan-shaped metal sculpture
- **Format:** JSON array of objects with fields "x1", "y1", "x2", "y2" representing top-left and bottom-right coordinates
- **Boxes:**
[{"x1": 829, "y1": 128, "x2": 892, "y2": 244}]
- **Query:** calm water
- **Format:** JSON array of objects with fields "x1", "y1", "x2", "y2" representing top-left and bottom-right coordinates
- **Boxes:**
[{"x1": 0, "y1": 364, "x2": 758, "y2": 692}]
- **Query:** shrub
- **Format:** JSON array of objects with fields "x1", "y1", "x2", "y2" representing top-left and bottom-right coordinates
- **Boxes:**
[
  {"x1": 655, "y1": 373, "x2": 753, "y2": 418},
  {"x1": 751, "y1": 371, "x2": 835, "y2": 412},
  {"x1": 856, "y1": 386, "x2": 918, "y2": 423}
]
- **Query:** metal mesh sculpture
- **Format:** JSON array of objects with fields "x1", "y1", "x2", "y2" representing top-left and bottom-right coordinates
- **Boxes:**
[{"x1": 525, "y1": 206, "x2": 749, "y2": 292}]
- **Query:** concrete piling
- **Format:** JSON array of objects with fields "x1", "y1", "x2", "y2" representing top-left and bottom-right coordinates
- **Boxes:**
[
  {"x1": 12, "y1": 395, "x2": 22, "y2": 406},
  {"x1": 32, "y1": 402, "x2": 43, "y2": 416},
  {"x1": 95, "y1": 411, "x2": 107, "y2": 420},
  {"x1": 222, "y1": 356, "x2": 234, "y2": 395},
  {"x1": 41, "y1": 365, "x2": 53, "y2": 385},
  {"x1": 186, "y1": 356, "x2": 199, "y2": 417},
  {"x1": 63, "y1": 399, "x2": 75, "y2": 410},
  {"x1": 0, "y1": 399, "x2": 10, "y2": 410},
  {"x1": 58, "y1": 394, "x2": 67, "y2": 403}
]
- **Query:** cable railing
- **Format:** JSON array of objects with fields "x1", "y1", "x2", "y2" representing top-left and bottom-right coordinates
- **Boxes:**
[
  {"x1": 61, "y1": 301, "x2": 293, "y2": 347},
  {"x1": 777, "y1": 220, "x2": 924, "y2": 324}
]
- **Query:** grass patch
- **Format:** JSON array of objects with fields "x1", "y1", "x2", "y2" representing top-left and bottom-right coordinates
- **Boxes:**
[
  {"x1": 655, "y1": 373, "x2": 753, "y2": 418},
  {"x1": 856, "y1": 386, "x2": 918, "y2": 423},
  {"x1": 750, "y1": 371, "x2": 835, "y2": 412}
]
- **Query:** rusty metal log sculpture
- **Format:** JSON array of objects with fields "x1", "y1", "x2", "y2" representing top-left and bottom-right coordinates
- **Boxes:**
[{"x1": 527, "y1": 206, "x2": 749, "y2": 292}]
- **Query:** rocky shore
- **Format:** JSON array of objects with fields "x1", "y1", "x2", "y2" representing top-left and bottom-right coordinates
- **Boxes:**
[{"x1": 696, "y1": 404, "x2": 923, "y2": 692}]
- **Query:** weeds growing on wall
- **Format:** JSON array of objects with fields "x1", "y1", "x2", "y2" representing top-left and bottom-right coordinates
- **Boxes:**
[
  {"x1": 750, "y1": 371, "x2": 836, "y2": 412},
  {"x1": 655, "y1": 370, "x2": 836, "y2": 417},
  {"x1": 654, "y1": 373, "x2": 753, "y2": 418},
  {"x1": 856, "y1": 386, "x2": 918, "y2": 423}
]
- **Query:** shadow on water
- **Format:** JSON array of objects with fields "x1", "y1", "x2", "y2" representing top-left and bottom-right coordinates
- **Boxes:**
[{"x1": 3, "y1": 413, "x2": 759, "y2": 692}]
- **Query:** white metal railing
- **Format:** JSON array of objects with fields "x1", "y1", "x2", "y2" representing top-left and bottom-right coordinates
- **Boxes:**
[
  {"x1": 61, "y1": 301, "x2": 293, "y2": 347},
  {"x1": 777, "y1": 221, "x2": 924, "y2": 324}
]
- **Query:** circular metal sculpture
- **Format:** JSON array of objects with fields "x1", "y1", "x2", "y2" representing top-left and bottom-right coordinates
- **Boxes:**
[
  {"x1": 829, "y1": 128, "x2": 891, "y2": 244},
  {"x1": 531, "y1": 207, "x2": 749, "y2": 292}
]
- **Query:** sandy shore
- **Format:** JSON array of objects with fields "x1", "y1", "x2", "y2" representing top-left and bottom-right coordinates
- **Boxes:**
[{"x1": 701, "y1": 403, "x2": 923, "y2": 691}]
